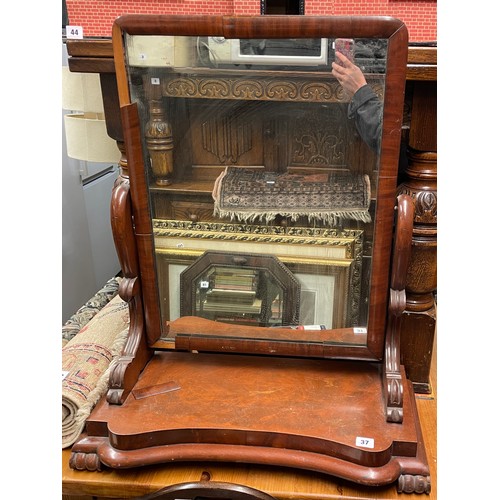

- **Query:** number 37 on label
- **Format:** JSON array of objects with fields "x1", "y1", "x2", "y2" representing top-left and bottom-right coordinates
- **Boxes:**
[{"x1": 355, "y1": 436, "x2": 375, "y2": 448}]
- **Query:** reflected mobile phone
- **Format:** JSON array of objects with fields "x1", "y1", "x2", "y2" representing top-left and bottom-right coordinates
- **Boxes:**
[{"x1": 335, "y1": 38, "x2": 355, "y2": 66}]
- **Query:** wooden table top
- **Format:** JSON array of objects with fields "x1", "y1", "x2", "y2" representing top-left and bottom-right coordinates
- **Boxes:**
[{"x1": 62, "y1": 350, "x2": 436, "y2": 500}]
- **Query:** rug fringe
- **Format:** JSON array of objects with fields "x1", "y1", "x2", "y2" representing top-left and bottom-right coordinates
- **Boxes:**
[{"x1": 213, "y1": 208, "x2": 372, "y2": 225}]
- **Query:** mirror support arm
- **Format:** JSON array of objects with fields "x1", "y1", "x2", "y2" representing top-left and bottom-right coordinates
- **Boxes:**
[
  {"x1": 383, "y1": 194, "x2": 415, "y2": 423},
  {"x1": 106, "y1": 103, "x2": 154, "y2": 405}
]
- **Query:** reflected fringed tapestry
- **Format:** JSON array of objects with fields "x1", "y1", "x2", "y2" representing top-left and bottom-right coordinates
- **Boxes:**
[{"x1": 213, "y1": 167, "x2": 371, "y2": 225}]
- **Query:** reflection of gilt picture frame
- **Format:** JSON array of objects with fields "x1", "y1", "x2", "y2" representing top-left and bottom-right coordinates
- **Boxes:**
[{"x1": 152, "y1": 220, "x2": 363, "y2": 333}]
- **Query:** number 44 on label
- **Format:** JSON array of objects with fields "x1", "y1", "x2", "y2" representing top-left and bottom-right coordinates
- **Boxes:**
[{"x1": 66, "y1": 25, "x2": 84, "y2": 39}]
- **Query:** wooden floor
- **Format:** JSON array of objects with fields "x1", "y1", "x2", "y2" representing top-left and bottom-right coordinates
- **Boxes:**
[{"x1": 62, "y1": 346, "x2": 437, "y2": 500}]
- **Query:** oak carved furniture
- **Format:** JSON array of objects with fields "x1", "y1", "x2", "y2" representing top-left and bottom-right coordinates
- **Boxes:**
[
  {"x1": 68, "y1": 15, "x2": 431, "y2": 495},
  {"x1": 398, "y1": 70, "x2": 437, "y2": 395}
]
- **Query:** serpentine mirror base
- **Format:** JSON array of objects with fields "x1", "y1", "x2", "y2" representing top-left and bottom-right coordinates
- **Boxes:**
[{"x1": 70, "y1": 351, "x2": 430, "y2": 494}]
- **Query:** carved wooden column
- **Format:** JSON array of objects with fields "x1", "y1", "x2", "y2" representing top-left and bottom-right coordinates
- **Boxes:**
[
  {"x1": 145, "y1": 99, "x2": 174, "y2": 186},
  {"x1": 144, "y1": 76, "x2": 174, "y2": 186},
  {"x1": 397, "y1": 77, "x2": 437, "y2": 394}
]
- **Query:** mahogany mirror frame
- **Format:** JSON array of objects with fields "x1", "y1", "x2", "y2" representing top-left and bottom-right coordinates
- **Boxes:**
[{"x1": 111, "y1": 14, "x2": 409, "y2": 362}]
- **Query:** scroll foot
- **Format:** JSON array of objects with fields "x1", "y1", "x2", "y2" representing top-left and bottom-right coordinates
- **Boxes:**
[{"x1": 397, "y1": 474, "x2": 431, "y2": 494}]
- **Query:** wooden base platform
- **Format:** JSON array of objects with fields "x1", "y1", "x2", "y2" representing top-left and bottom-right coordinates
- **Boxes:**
[{"x1": 69, "y1": 351, "x2": 430, "y2": 494}]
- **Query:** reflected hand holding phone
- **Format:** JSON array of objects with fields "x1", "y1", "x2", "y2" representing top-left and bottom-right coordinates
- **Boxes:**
[{"x1": 334, "y1": 38, "x2": 355, "y2": 66}]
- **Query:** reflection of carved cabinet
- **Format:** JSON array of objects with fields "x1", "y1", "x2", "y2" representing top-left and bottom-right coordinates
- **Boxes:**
[{"x1": 141, "y1": 70, "x2": 380, "y2": 228}]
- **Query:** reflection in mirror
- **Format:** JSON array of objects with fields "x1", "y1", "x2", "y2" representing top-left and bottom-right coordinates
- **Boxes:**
[
  {"x1": 180, "y1": 251, "x2": 300, "y2": 328},
  {"x1": 124, "y1": 32, "x2": 388, "y2": 348}
]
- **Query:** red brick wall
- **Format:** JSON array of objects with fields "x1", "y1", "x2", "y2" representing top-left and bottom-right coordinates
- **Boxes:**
[
  {"x1": 66, "y1": 0, "x2": 436, "y2": 41},
  {"x1": 331, "y1": 1, "x2": 437, "y2": 42}
]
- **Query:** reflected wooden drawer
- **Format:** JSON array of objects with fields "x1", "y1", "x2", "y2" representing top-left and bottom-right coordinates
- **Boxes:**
[{"x1": 171, "y1": 200, "x2": 217, "y2": 222}]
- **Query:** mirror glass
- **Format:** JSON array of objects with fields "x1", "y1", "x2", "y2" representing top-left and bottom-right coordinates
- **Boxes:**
[
  {"x1": 124, "y1": 33, "x2": 387, "y2": 347},
  {"x1": 180, "y1": 251, "x2": 301, "y2": 328}
]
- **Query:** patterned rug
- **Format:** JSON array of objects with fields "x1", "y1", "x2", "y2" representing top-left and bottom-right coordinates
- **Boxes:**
[
  {"x1": 62, "y1": 292, "x2": 129, "y2": 448},
  {"x1": 212, "y1": 167, "x2": 371, "y2": 225},
  {"x1": 62, "y1": 276, "x2": 122, "y2": 347}
]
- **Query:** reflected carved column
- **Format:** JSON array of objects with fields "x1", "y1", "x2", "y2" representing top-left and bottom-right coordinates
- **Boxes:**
[
  {"x1": 145, "y1": 99, "x2": 174, "y2": 186},
  {"x1": 397, "y1": 81, "x2": 437, "y2": 394},
  {"x1": 144, "y1": 75, "x2": 174, "y2": 186}
]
